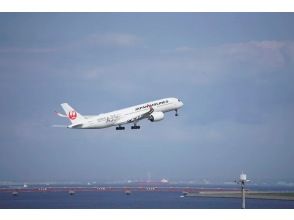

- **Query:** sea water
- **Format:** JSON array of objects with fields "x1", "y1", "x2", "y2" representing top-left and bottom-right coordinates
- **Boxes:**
[{"x1": 1, "y1": 191, "x2": 294, "y2": 209}]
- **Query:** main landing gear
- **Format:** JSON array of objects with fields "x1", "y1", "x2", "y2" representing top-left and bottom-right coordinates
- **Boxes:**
[
  {"x1": 116, "y1": 124, "x2": 140, "y2": 130},
  {"x1": 175, "y1": 109, "x2": 179, "y2": 117},
  {"x1": 131, "y1": 123, "x2": 140, "y2": 129},
  {"x1": 116, "y1": 125, "x2": 125, "y2": 130}
]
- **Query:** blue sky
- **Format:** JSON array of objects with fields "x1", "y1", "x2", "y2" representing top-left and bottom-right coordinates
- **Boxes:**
[{"x1": 0, "y1": 13, "x2": 294, "y2": 183}]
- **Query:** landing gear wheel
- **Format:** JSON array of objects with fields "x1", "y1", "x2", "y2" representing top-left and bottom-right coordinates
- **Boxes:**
[
  {"x1": 131, "y1": 125, "x2": 140, "y2": 129},
  {"x1": 175, "y1": 109, "x2": 179, "y2": 117},
  {"x1": 116, "y1": 126, "x2": 125, "y2": 130}
]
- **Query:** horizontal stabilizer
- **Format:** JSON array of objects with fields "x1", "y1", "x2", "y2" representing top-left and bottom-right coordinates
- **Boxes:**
[
  {"x1": 54, "y1": 111, "x2": 67, "y2": 118},
  {"x1": 51, "y1": 124, "x2": 68, "y2": 128}
]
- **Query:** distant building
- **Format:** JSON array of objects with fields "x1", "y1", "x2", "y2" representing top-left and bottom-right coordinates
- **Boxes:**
[{"x1": 160, "y1": 178, "x2": 169, "y2": 183}]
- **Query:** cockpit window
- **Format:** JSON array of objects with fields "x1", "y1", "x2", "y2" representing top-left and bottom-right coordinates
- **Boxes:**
[{"x1": 178, "y1": 99, "x2": 181, "y2": 102}]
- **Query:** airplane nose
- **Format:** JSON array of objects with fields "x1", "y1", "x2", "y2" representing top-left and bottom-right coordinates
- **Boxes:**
[{"x1": 179, "y1": 101, "x2": 184, "y2": 108}]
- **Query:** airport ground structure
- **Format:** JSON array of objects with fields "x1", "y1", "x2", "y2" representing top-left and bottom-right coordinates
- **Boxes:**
[
  {"x1": 1, "y1": 185, "x2": 294, "y2": 201},
  {"x1": 185, "y1": 191, "x2": 294, "y2": 201}
]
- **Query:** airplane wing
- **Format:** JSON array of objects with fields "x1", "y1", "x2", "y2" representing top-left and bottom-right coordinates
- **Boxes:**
[{"x1": 116, "y1": 105, "x2": 154, "y2": 125}]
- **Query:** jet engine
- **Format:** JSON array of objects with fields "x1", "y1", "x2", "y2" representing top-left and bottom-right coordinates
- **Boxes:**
[{"x1": 149, "y1": 112, "x2": 164, "y2": 122}]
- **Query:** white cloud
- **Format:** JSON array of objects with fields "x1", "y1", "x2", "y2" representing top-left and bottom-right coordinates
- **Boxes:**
[
  {"x1": 0, "y1": 33, "x2": 141, "y2": 56},
  {"x1": 218, "y1": 40, "x2": 291, "y2": 70},
  {"x1": 0, "y1": 47, "x2": 58, "y2": 53},
  {"x1": 85, "y1": 33, "x2": 142, "y2": 47},
  {"x1": 174, "y1": 46, "x2": 194, "y2": 52},
  {"x1": 71, "y1": 40, "x2": 294, "y2": 99},
  {"x1": 152, "y1": 40, "x2": 294, "y2": 85}
]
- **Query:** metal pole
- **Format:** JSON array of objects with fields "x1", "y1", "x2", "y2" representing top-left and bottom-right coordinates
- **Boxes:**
[{"x1": 241, "y1": 183, "x2": 245, "y2": 209}]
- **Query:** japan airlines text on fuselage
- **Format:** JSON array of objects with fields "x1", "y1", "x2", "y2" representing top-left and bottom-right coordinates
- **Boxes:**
[{"x1": 55, "y1": 97, "x2": 183, "y2": 130}]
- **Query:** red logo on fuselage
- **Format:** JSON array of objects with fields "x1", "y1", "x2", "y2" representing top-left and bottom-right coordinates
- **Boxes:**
[{"x1": 68, "y1": 111, "x2": 77, "y2": 120}]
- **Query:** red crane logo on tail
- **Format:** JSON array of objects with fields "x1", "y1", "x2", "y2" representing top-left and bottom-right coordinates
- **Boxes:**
[{"x1": 68, "y1": 111, "x2": 77, "y2": 120}]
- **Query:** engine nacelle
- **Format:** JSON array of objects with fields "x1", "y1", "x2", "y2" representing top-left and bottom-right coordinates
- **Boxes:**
[{"x1": 149, "y1": 112, "x2": 164, "y2": 122}]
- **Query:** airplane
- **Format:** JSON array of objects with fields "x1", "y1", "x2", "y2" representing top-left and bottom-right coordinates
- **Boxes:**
[{"x1": 55, "y1": 97, "x2": 183, "y2": 130}]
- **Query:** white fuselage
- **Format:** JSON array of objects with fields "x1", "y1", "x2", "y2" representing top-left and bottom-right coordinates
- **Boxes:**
[{"x1": 73, "y1": 97, "x2": 183, "y2": 129}]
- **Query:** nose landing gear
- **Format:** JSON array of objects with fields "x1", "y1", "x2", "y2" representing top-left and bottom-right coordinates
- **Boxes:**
[{"x1": 175, "y1": 109, "x2": 179, "y2": 117}]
